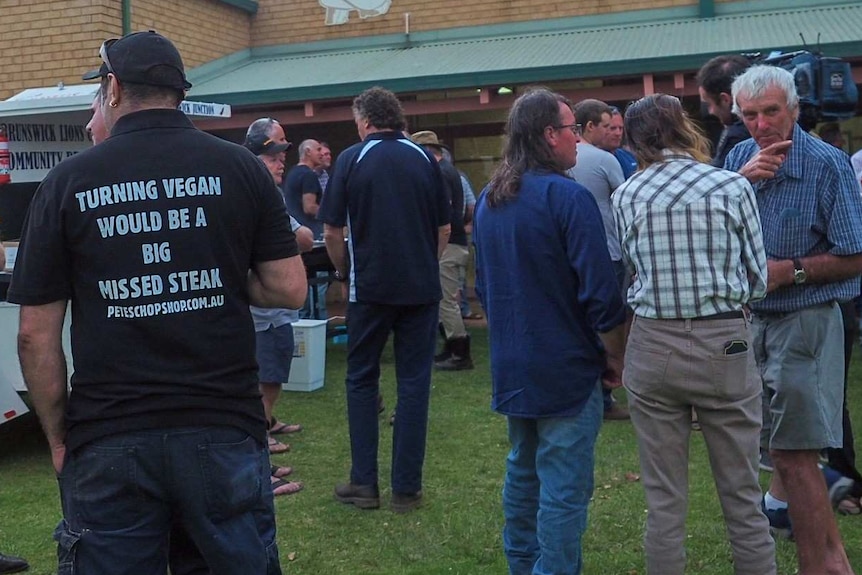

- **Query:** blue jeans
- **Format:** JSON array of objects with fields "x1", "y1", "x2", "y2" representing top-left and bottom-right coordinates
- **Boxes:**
[
  {"x1": 502, "y1": 383, "x2": 602, "y2": 575},
  {"x1": 55, "y1": 426, "x2": 281, "y2": 575},
  {"x1": 345, "y1": 301, "x2": 438, "y2": 493}
]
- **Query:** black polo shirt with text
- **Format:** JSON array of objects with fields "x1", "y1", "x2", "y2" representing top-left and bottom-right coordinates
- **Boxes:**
[{"x1": 8, "y1": 109, "x2": 298, "y2": 451}]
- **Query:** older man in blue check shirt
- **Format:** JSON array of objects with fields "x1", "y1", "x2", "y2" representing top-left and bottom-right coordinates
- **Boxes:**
[{"x1": 725, "y1": 65, "x2": 862, "y2": 575}]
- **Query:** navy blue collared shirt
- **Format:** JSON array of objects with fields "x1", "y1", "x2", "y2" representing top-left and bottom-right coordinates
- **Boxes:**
[
  {"x1": 318, "y1": 131, "x2": 450, "y2": 305},
  {"x1": 474, "y1": 171, "x2": 626, "y2": 418}
]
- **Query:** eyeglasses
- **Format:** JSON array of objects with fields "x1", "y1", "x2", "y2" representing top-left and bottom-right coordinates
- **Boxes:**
[
  {"x1": 553, "y1": 123, "x2": 583, "y2": 136},
  {"x1": 99, "y1": 38, "x2": 118, "y2": 75}
]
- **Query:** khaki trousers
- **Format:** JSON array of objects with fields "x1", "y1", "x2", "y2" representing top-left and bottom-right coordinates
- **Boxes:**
[
  {"x1": 438, "y1": 243, "x2": 470, "y2": 339},
  {"x1": 624, "y1": 315, "x2": 776, "y2": 575}
]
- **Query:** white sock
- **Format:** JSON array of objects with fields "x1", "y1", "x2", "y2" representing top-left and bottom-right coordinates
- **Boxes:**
[{"x1": 764, "y1": 492, "x2": 788, "y2": 510}]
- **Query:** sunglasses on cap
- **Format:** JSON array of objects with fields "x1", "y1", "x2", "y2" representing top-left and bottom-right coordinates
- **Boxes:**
[{"x1": 99, "y1": 38, "x2": 118, "y2": 76}]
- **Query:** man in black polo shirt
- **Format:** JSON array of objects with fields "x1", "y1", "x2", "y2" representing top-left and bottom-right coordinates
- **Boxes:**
[
  {"x1": 319, "y1": 86, "x2": 450, "y2": 513},
  {"x1": 9, "y1": 32, "x2": 306, "y2": 574}
]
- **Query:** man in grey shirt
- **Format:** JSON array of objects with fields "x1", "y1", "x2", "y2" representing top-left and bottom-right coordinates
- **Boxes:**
[{"x1": 566, "y1": 98, "x2": 628, "y2": 421}]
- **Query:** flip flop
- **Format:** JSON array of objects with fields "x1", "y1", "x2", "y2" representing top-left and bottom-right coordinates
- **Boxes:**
[
  {"x1": 271, "y1": 464, "x2": 293, "y2": 478},
  {"x1": 268, "y1": 436, "x2": 290, "y2": 454},
  {"x1": 837, "y1": 496, "x2": 862, "y2": 515},
  {"x1": 271, "y1": 477, "x2": 303, "y2": 496},
  {"x1": 269, "y1": 418, "x2": 303, "y2": 435}
]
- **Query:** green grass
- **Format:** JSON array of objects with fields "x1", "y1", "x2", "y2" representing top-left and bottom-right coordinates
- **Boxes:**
[{"x1": 1, "y1": 326, "x2": 861, "y2": 574}]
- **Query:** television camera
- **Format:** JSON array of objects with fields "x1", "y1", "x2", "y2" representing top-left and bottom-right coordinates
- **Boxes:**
[{"x1": 745, "y1": 48, "x2": 859, "y2": 131}]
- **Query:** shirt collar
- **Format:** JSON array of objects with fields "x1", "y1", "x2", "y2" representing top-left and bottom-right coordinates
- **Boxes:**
[
  {"x1": 660, "y1": 149, "x2": 695, "y2": 161},
  {"x1": 110, "y1": 108, "x2": 195, "y2": 138},
  {"x1": 364, "y1": 130, "x2": 405, "y2": 142}
]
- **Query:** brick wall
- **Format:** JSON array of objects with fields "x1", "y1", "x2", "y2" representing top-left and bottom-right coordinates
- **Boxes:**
[
  {"x1": 0, "y1": 0, "x2": 118, "y2": 100},
  {"x1": 130, "y1": 0, "x2": 251, "y2": 68},
  {"x1": 0, "y1": 0, "x2": 251, "y2": 100},
  {"x1": 252, "y1": 0, "x2": 692, "y2": 46}
]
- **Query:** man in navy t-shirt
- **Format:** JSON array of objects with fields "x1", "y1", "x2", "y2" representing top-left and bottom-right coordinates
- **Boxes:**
[{"x1": 319, "y1": 86, "x2": 450, "y2": 513}]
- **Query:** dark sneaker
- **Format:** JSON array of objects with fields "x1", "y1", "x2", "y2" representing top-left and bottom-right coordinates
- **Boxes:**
[
  {"x1": 334, "y1": 483, "x2": 380, "y2": 509},
  {"x1": 391, "y1": 490, "x2": 423, "y2": 513},
  {"x1": 0, "y1": 553, "x2": 29, "y2": 574},
  {"x1": 822, "y1": 465, "x2": 854, "y2": 510},
  {"x1": 434, "y1": 349, "x2": 452, "y2": 362},
  {"x1": 603, "y1": 403, "x2": 630, "y2": 421},
  {"x1": 434, "y1": 356, "x2": 474, "y2": 371},
  {"x1": 761, "y1": 498, "x2": 793, "y2": 541}
]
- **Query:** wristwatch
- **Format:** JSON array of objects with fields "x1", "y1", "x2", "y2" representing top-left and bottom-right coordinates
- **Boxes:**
[
  {"x1": 792, "y1": 258, "x2": 807, "y2": 285},
  {"x1": 333, "y1": 270, "x2": 347, "y2": 282}
]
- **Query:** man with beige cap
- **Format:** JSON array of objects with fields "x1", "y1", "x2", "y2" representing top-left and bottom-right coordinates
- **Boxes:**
[{"x1": 411, "y1": 130, "x2": 474, "y2": 371}]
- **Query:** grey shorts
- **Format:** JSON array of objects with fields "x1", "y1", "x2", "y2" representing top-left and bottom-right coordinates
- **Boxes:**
[
  {"x1": 255, "y1": 323, "x2": 295, "y2": 384},
  {"x1": 752, "y1": 302, "x2": 844, "y2": 450}
]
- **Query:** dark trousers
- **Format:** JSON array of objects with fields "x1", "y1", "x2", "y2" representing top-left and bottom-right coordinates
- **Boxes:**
[
  {"x1": 55, "y1": 426, "x2": 280, "y2": 575},
  {"x1": 346, "y1": 301, "x2": 438, "y2": 493},
  {"x1": 826, "y1": 301, "x2": 862, "y2": 498}
]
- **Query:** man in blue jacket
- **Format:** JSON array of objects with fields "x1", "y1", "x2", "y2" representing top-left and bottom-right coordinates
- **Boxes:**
[{"x1": 473, "y1": 88, "x2": 627, "y2": 575}]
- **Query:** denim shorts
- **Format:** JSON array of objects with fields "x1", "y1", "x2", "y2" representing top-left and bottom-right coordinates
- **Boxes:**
[
  {"x1": 753, "y1": 302, "x2": 844, "y2": 450},
  {"x1": 255, "y1": 323, "x2": 295, "y2": 384}
]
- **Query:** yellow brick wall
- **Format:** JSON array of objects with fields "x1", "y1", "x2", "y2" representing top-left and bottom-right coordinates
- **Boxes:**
[
  {"x1": 252, "y1": 0, "x2": 694, "y2": 46},
  {"x1": 130, "y1": 0, "x2": 251, "y2": 69},
  {"x1": 0, "y1": 0, "x2": 119, "y2": 100},
  {"x1": 0, "y1": 0, "x2": 251, "y2": 100}
]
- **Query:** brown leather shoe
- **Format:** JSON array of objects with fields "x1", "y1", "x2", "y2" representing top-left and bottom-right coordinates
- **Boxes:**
[
  {"x1": 391, "y1": 490, "x2": 423, "y2": 513},
  {"x1": 603, "y1": 403, "x2": 630, "y2": 421},
  {"x1": 334, "y1": 483, "x2": 380, "y2": 509}
]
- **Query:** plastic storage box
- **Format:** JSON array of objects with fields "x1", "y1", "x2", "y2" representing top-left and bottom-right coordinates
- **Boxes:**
[{"x1": 283, "y1": 319, "x2": 327, "y2": 392}]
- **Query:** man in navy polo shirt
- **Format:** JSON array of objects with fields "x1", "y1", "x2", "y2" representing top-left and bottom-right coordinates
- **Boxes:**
[{"x1": 319, "y1": 86, "x2": 450, "y2": 513}]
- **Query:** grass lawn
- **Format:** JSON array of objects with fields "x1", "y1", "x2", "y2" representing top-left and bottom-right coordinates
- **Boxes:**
[{"x1": 1, "y1": 325, "x2": 861, "y2": 574}]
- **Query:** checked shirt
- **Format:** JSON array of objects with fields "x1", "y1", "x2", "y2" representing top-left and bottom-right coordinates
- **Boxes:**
[
  {"x1": 612, "y1": 151, "x2": 768, "y2": 319},
  {"x1": 724, "y1": 123, "x2": 862, "y2": 313}
]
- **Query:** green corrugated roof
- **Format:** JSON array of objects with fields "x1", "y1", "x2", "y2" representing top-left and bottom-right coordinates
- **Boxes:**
[
  {"x1": 216, "y1": 0, "x2": 257, "y2": 14},
  {"x1": 187, "y1": 1, "x2": 862, "y2": 105}
]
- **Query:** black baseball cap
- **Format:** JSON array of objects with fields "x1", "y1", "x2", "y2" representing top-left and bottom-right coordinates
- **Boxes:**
[
  {"x1": 243, "y1": 133, "x2": 292, "y2": 156},
  {"x1": 82, "y1": 31, "x2": 192, "y2": 90}
]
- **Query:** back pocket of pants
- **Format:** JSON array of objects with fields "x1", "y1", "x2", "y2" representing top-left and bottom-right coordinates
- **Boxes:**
[
  {"x1": 198, "y1": 433, "x2": 263, "y2": 522},
  {"x1": 624, "y1": 341, "x2": 671, "y2": 396},
  {"x1": 710, "y1": 350, "x2": 756, "y2": 400}
]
